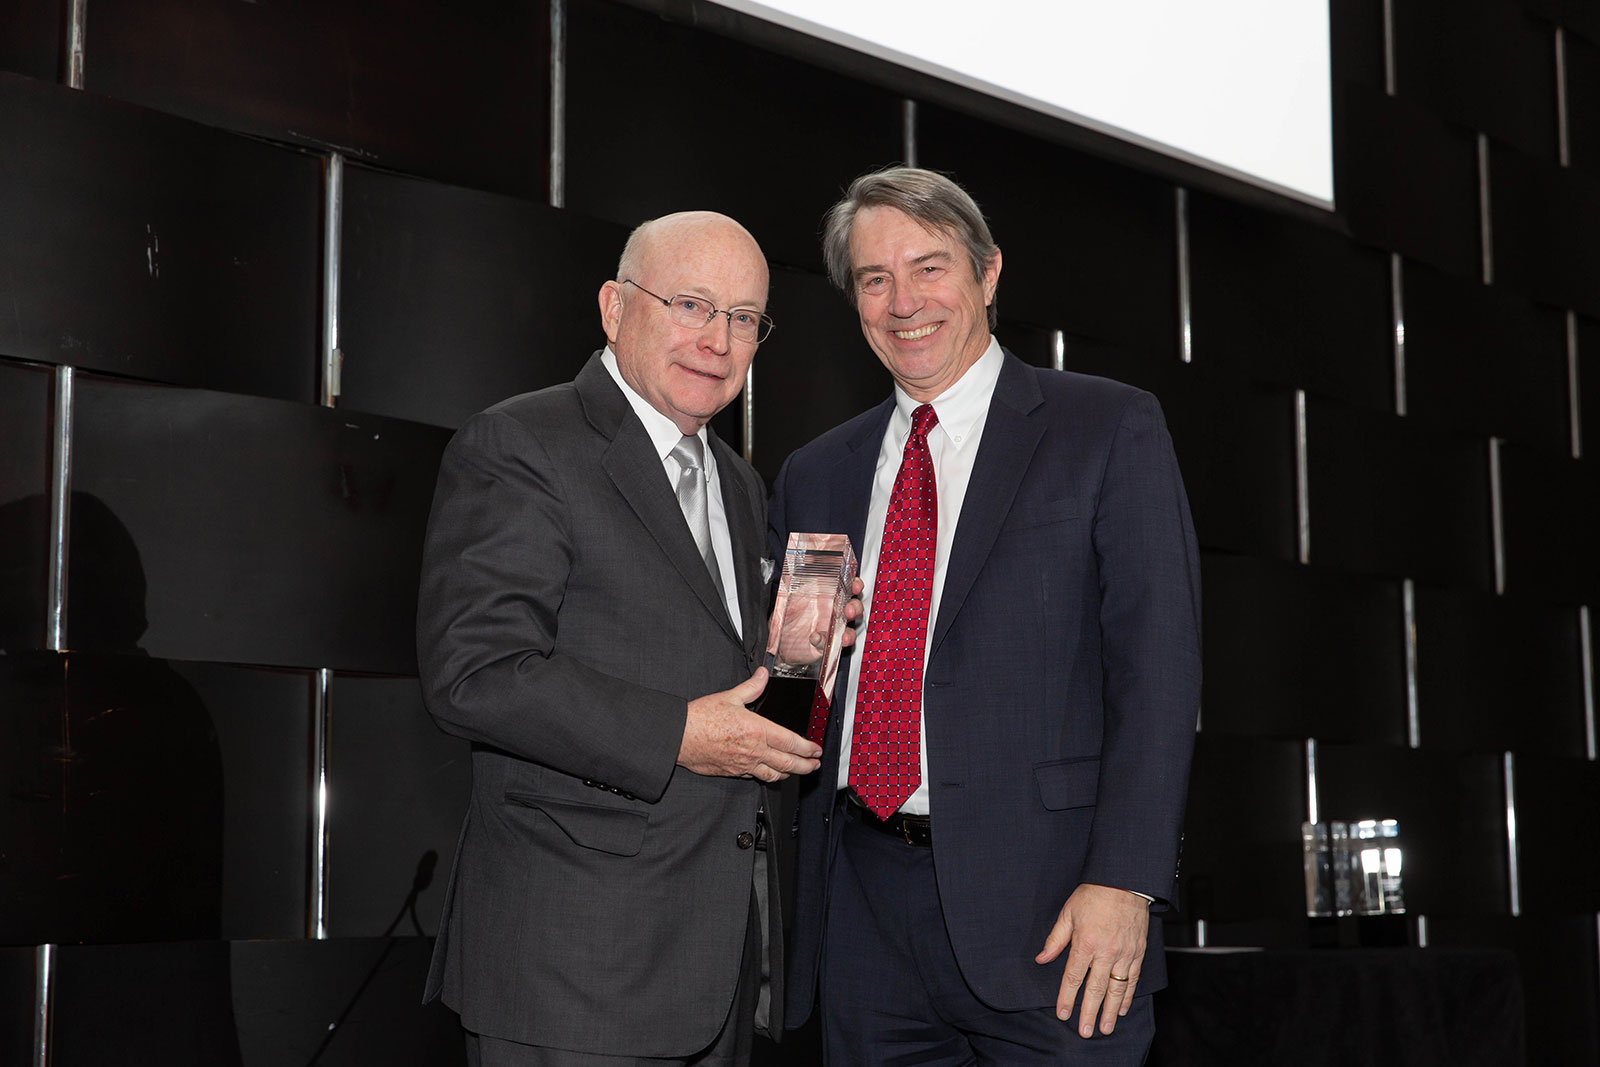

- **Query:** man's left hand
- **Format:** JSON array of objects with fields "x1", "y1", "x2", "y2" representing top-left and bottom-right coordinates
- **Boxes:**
[{"x1": 1034, "y1": 883, "x2": 1149, "y2": 1038}]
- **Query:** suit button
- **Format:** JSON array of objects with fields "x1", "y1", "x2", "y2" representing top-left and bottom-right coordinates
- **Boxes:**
[{"x1": 736, "y1": 831, "x2": 755, "y2": 849}]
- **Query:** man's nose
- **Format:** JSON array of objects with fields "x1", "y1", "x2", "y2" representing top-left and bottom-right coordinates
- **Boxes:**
[
  {"x1": 698, "y1": 312, "x2": 733, "y2": 353},
  {"x1": 888, "y1": 282, "x2": 921, "y2": 318}
]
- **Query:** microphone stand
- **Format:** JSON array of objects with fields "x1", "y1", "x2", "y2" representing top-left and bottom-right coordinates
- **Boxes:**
[{"x1": 303, "y1": 849, "x2": 436, "y2": 1066}]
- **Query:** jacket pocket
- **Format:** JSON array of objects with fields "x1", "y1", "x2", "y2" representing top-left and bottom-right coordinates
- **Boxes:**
[
  {"x1": 1033, "y1": 757, "x2": 1100, "y2": 811},
  {"x1": 1001, "y1": 497, "x2": 1081, "y2": 532},
  {"x1": 505, "y1": 792, "x2": 648, "y2": 857}
]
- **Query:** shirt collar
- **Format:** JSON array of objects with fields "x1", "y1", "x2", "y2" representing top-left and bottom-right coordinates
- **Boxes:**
[
  {"x1": 600, "y1": 346, "x2": 711, "y2": 463},
  {"x1": 891, "y1": 336, "x2": 1004, "y2": 449}
]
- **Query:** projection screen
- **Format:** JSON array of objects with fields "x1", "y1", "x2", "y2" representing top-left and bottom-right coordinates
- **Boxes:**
[{"x1": 702, "y1": 0, "x2": 1334, "y2": 210}]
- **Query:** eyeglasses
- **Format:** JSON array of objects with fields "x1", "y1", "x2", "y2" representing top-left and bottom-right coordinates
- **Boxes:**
[{"x1": 623, "y1": 279, "x2": 775, "y2": 344}]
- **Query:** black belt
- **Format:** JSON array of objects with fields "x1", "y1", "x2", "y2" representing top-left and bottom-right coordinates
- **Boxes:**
[{"x1": 841, "y1": 793, "x2": 932, "y2": 847}]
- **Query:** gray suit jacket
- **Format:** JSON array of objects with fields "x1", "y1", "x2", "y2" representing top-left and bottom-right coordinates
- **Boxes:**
[{"x1": 417, "y1": 353, "x2": 778, "y2": 1056}]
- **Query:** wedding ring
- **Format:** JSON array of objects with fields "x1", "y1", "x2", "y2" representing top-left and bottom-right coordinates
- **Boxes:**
[{"x1": 1109, "y1": 974, "x2": 1130, "y2": 982}]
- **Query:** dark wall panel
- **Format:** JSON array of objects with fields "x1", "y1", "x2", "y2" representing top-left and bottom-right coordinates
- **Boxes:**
[
  {"x1": 83, "y1": 1, "x2": 547, "y2": 201},
  {"x1": 1491, "y1": 143, "x2": 1600, "y2": 318},
  {"x1": 1500, "y1": 444, "x2": 1600, "y2": 604},
  {"x1": 563, "y1": 0, "x2": 900, "y2": 276},
  {"x1": 1331, "y1": 0, "x2": 1386, "y2": 89},
  {"x1": 1317, "y1": 744, "x2": 1509, "y2": 916},
  {"x1": 1415, "y1": 587, "x2": 1586, "y2": 756},
  {"x1": 71, "y1": 375, "x2": 448, "y2": 673},
  {"x1": 0, "y1": 651, "x2": 316, "y2": 944},
  {"x1": 1569, "y1": 28, "x2": 1600, "y2": 182},
  {"x1": 165, "y1": 661, "x2": 314, "y2": 940},
  {"x1": 0, "y1": 0, "x2": 62, "y2": 81},
  {"x1": 1, "y1": 652, "x2": 225, "y2": 944},
  {"x1": 1429, "y1": 914, "x2": 1600, "y2": 1066},
  {"x1": 1515, "y1": 755, "x2": 1600, "y2": 914},
  {"x1": 326, "y1": 674, "x2": 469, "y2": 939},
  {"x1": 1189, "y1": 191, "x2": 1392, "y2": 410},
  {"x1": 1402, "y1": 260, "x2": 1570, "y2": 452},
  {"x1": 0, "y1": 358, "x2": 54, "y2": 653},
  {"x1": 1393, "y1": 0, "x2": 1558, "y2": 161},
  {"x1": 1307, "y1": 399, "x2": 1493, "y2": 589},
  {"x1": 0, "y1": 74, "x2": 321, "y2": 402},
  {"x1": 1520, "y1": 0, "x2": 1600, "y2": 45},
  {"x1": 0, "y1": 948, "x2": 32, "y2": 1067},
  {"x1": 751, "y1": 266, "x2": 893, "y2": 481},
  {"x1": 1201, "y1": 554, "x2": 1406, "y2": 744},
  {"x1": 339, "y1": 165, "x2": 627, "y2": 429},
  {"x1": 1173, "y1": 734, "x2": 1308, "y2": 924},
  {"x1": 918, "y1": 105, "x2": 1179, "y2": 360},
  {"x1": 2, "y1": 653, "x2": 315, "y2": 943},
  {"x1": 1336, "y1": 83, "x2": 1482, "y2": 281},
  {"x1": 230, "y1": 938, "x2": 463, "y2": 1066},
  {"x1": 51, "y1": 942, "x2": 242, "y2": 1067}
]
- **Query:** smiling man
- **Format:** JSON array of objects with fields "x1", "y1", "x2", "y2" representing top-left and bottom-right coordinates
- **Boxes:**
[
  {"x1": 418, "y1": 211, "x2": 821, "y2": 1066},
  {"x1": 770, "y1": 168, "x2": 1202, "y2": 1065}
]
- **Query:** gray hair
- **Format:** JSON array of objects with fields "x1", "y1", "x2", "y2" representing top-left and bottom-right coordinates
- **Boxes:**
[{"x1": 821, "y1": 166, "x2": 1000, "y2": 328}]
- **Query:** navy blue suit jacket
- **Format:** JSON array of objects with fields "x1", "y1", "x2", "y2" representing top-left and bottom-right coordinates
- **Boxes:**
[{"x1": 771, "y1": 350, "x2": 1202, "y2": 1024}]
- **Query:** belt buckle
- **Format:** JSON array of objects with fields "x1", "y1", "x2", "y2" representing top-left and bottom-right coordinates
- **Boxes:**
[{"x1": 898, "y1": 813, "x2": 931, "y2": 847}]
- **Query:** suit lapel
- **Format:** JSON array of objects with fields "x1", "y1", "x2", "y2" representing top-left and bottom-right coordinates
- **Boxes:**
[
  {"x1": 839, "y1": 399, "x2": 895, "y2": 556},
  {"x1": 711, "y1": 431, "x2": 762, "y2": 661},
  {"x1": 930, "y1": 353, "x2": 1046, "y2": 655},
  {"x1": 578, "y1": 355, "x2": 742, "y2": 647},
  {"x1": 818, "y1": 398, "x2": 894, "y2": 705}
]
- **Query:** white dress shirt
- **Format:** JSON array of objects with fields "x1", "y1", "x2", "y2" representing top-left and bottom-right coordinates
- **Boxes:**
[
  {"x1": 835, "y1": 337, "x2": 1006, "y2": 813},
  {"x1": 601, "y1": 348, "x2": 742, "y2": 637}
]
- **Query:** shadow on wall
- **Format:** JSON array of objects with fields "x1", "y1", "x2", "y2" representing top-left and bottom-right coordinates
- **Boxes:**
[{"x1": 0, "y1": 491, "x2": 243, "y2": 1064}]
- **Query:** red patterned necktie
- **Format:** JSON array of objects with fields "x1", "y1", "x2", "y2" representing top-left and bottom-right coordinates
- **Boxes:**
[{"x1": 848, "y1": 403, "x2": 939, "y2": 818}]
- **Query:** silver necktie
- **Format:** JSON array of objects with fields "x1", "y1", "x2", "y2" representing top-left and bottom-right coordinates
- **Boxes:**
[{"x1": 669, "y1": 434, "x2": 727, "y2": 601}]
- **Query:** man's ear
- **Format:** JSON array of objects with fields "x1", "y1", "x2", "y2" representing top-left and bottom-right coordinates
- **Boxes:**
[
  {"x1": 598, "y1": 280, "x2": 624, "y2": 344},
  {"x1": 983, "y1": 247, "x2": 1003, "y2": 307}
]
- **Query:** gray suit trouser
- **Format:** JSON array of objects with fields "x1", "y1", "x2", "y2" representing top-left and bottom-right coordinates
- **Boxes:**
[{"x1": 464, "y1": 888, "x2": 762, "y2": 1067}]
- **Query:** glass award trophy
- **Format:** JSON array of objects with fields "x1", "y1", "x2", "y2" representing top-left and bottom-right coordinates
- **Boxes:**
[{"x1": 764, "y1": 533, "x2": 858, "y2": 697}]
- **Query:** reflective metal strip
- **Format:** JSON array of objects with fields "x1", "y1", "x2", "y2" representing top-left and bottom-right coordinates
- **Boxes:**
[
  {"x1": 1392, "y1": 254, "x2": 1407, "y2": 416},
  {"x1": 1478, "y1": 135, "x2": 1494, "y2": 286},
  {"x1": 1569, "y1": 311, "x2": 1582, "y2": 460},
  {"x1": 1404, "y1": 579, "x2": 1420, "y2": 748},
  {"x1": 1414, "y1": 913, "x2": 1429, "y2": 948},
  {"x1": 66, "y1": 0, "x2": 86, "y2": 89},
  {"x1": 1489, "y1": 436, "x2": 1505, "y2": 595},
  {"x1": 1381, "y1": 0, "x2": 1396, "y2": 96},
  {"x1": 1305, "y1": 737, "x2": 1320, "y2": 825},
  {"x1": 1051, "y1": 329, "x2": 1065, "y2": 372},
  {"x1": 47, "y1": 367, "x2": 74, "y2": 651},
  {"x1": 1295, "y1": 390, "x2": 1310, "y2": 564},
  {"x1": 33, "y1": 943, "x2": 54, "y2": 1067},
  {"x1": 901, "y1": 99, "x2": 917, "y2": 168},
  {"x1": 1504, "y1": 751, "x2": 1520, "y2": 917},
  {"x1": 321, "y1": 153, "x2": 344, "y2": 407},
  {"x1": 310, "y1": 668, "x2": 333, "y2": 939},
  {"x1": 741, "y1": 365, "x2": 755, "y2": 466},
  {"x1": 1557, "y1": 28, "x2": 1571, "y2": 168},
  {"x1": 1176, "y1": 188, "x2": 1192, "y2": 364},
  {"x1": 1581, "y1": 605, "x2": 1595, "y2": 761},
  {"x1": 549, "y1": 0, "x2": 567, "y2": 209}
]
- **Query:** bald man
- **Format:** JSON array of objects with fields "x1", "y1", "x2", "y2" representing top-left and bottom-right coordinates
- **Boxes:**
[{"x1": 418, "y1": 212, "x2": 820, "y2": 1066}]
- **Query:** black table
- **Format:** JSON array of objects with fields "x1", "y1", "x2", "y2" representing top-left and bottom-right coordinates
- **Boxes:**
[{"x1": 1151, "y1": 946, "x2": 1525, "y2": 1066}]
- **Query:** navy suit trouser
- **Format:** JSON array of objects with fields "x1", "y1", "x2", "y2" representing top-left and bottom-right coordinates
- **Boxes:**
[{"x1": 819, "y1": 797, "x2": 1153, "y2": 1066}]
